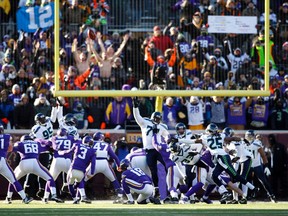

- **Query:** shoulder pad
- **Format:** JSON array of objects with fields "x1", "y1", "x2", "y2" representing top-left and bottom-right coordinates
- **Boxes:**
[
  {"x1": 32, "y1": 125, "x2": 41, "y2": 134},
  {"x1": 144, "y1": 117, "x2": 152, "y2": 122},
  {"x1": 252, "y1": 141, "x2": 262, "y2": 147},
  {"x1": 159, "y1": 123, "x2": 168, "y2": 130}
]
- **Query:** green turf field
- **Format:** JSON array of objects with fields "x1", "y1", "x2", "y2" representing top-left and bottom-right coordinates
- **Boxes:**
[{"x1": 0, "y1": 201, "x2": 287, "y2": 216}]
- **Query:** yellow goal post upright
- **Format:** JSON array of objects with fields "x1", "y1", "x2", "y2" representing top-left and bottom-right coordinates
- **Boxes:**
[{"x1": 53, "y1": 1, "x2": 271, "y2": 112}]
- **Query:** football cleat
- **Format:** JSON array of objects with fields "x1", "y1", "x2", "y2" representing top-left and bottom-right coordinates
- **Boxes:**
[
  {"x1": 200, "y1": 197, "x2": 213, "y2": 204},
  {"x1": 123, "y1": 200, "x2": 135, "y2": 205},
  {"x1": 220, "y1": 192, "x2": 232, "y2": 203},
  {"x1": 239, "y1": 198, "x2": 247, "y2": 204},
  {"x1": 73, "y1": 199, "x2": 80, "y2": 204},
  {"x1": 163, "y1": 196, "x2": 171, "y2": 204},
  {"x1": 179, "y1": 196, "x2": 189, "y2": 204},
  {"x1": 113, "y1": 197, "x2": 124, "y2": 204},
  {"x1": 4, "y1": 197, "x2": 12, "y2": 204},
  {"x1": 22, "y1": 196, "x2": 33, "y2": 204},
  {"x1": 51, "y1": 194, "x2": 64, "y2": 203},
  {"x1": 81, "y1": 196, "x2": 92, "y2": 204},
  {"x1": 137, "y1": 199, "x2": 148, "y2": 204},
  {"x1": 269, "y1": 195, "x2": 277, "y2": 203},
  {"x1": 42, "y1": 198, "x2": 48, "y2": 204},
  {"x1": 227, "y1": 199, "x2": 239, "y2": 204},
  {"x1": 171, "y1": 197, "x2": 179, "y2": 204},
  {"x1": 149, "y1": 197, "x2": 161, "y2": 205}
]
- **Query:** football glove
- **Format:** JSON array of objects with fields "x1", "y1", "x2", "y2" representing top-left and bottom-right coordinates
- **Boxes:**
[
  {"x1": 232, "y1": 157, "x2": 240, "y2": 163},
  {"x1": 132, "y1": 97, "x2": 139, "y2": 108},
  {"x1": 264, "y1": 165, "x2": 271, "y2": 176}
]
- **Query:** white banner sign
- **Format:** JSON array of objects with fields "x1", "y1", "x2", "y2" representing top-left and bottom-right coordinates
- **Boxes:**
[{"x1": 207, "y1": 16, "x2": 257, "y2": 34}]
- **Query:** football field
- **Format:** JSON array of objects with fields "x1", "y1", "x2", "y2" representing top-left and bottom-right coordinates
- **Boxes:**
[{"x1": 0, "y1": 200, "x2": 287, "y2": 216}]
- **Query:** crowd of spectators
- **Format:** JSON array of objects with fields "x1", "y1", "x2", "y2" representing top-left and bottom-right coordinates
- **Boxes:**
[{"x1": 1, "y1": 0, "x2": 288, "y2": 131}]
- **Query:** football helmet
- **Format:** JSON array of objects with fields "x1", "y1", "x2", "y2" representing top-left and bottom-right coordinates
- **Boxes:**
[
  {"x1": 20, "y1": 134, "x2": 34, "y2": 142},
  {"x1": 205, "y1": 123, "x2": 219, "y2": 135},
  {"x1": 223, "y1": 127, "x2": 235, "y2": 137},
  {"x1": 119, "y1": 159, "x2": 131, "y2": 171},
  {"x1": 82, "y1": 135, "x2": 94, "y2": 146},
  {"x1": 0, "y1": 125, "x2": 4, "y2": 134},
  {"x1": 130, "y1": 147, "x2": 139, "y2": 153},
  {"x1": 175, "y1": 123, "x2": 186, "y2": 137},
  {"x1": 169, "y1": 141, "x2": 180, "y2": 153},
  {"x1": 57, "y1": 128, "x2": 67, "y2": 137},
  {"x1": 93, "y1": 132, "x2": 104, "y2": 141},
  {"x1": 35, "y1": 113, "x2": 47, "y2": 125},
  {"x1": 63, "y1": 113, "x2": 78, "y2": 127},
  {"x1": 245, "y1": 130, "x2": 255, "y2": 142},
  {"x1": 151, "y1": 112, "x2": 162, "y2": 124}
]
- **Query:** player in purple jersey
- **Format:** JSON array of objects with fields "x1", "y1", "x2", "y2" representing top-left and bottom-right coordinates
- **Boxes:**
[
  {"x1": 0, "y1": 126, "x2": 33, "y2": 204},
  {"x1": 152, "y1": 134, "x2": 186, "y2": 204},
  {"x1": 125, "y1": 147, "x2": 151, "y2": 177},
  {"x1": 85, "y1": 132, "x2": 124, "y2": 203},
  {"x1": 61, "y1": 135, "x2": 96, "y2": 204},
  {"x1": 5, "y1": 134, "x2": 63, "y2": 204},
  {"x1": 118, "y1": 159, "x2": 161, "y2": 205}
]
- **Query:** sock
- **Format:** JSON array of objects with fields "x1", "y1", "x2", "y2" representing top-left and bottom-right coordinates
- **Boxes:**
[
  {"x1": 185, "y1": 182, "x2": 204, "y2": 197},
  {"x1": 44, "y1": 191, "x2": 50, "y2": 199},
  {"x1": 126, "y1": 193, "x2": 134, "y2": 201},
  {"x1": 245, "y1": 182, "x2": 255, "y2": 190},
  {"x1": 203, "y1": 184, "x2": 216, "y2": 198},
  {"x1": 218, "y1": 185, "x2": 227, "y2": 195},
  {"x1": 18, "y1": 190, "x2": 26, "y2": 199},
  {"x1": 68, "y1": 184, "x2": 76, "y2": 198},
  {"x1": 242, "y1": 185, "x2": 248, "y2": 197},
  {"x1": 232, "y1": 183, "x2": 239, "y2": 200}
]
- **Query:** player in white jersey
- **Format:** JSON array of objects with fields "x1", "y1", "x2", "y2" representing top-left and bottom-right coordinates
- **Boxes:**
[
  {"x1": 200, "y1": 123, "x2": 256, "y2": 202},
  {"x1": 244, "y1": 130, "x2": 276, "y2": 202},
  {"x1": 132, "y1": 97, "x2": 170, "y2": 198},
  {"x1": 85, "y1": 132, "x2": 124, "y2": 203},
  {"x1": 27, "y1": 111, "x2": 57, "y2": 198},
  {"x1": 223, "y1": 127, "x2": 253, "y2": 204},
  {"x1": 174, "y1": 122, "x2": 201, "y2": 189},
  {"x1": 125, "y1": 147, "x2": 151, "y2": 177},
  {"x1": 57, "y1": 107, "x2": 80, "y2": 140}
]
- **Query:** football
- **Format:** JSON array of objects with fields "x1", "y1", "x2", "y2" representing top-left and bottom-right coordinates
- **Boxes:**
[{"x1": 87, "y1": 29, "x2": 96, "y2": 40}]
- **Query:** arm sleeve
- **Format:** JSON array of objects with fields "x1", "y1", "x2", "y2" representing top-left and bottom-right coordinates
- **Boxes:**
[
  {"x1": 133, "y1": 107, "x2": 145, "y2": 128},
  {"x1": 50, "y1": 107, "x2": 58, "y2": 123}
]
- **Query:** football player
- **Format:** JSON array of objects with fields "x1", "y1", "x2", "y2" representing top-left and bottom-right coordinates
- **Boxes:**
[
  {"x1": 85, "y1": 132, "x2": 124, "y2": 203},
  {"x1": 133, "y1": 97, "x2": 170, "y2": 198},
  {"x1": 118, "y1": 159, "x2": 160, "y2": 205},
  {"x1": 0, "y1": 126, "x2": 33, "y2": 204},
  {"x1": 61, "y1": 135, "x2": 96, "y2": 204},
  {"x1": 199, "y1": 123, "x2": 256, "y2": 202},
  {"x1": 57, "y1": 103, "x2": 80, "y2": 139},
  {"x1": 125, "y1": 147, "x2": 151, "y2": 177},
  {"x1": 151, "y1": 133, "x2": 186, "y2": 204},
  {"x1": 244, "y1": 130, "x2": 276, "y2": 202},
  {"x1": 174, "y1": 122, "x2": 200, "y2": 191},
  {"x1": 222, "y1": 127, "x2": 253, "y2": 204},
  {"x1": 27, "y1": 111, "x2": 57, "y2": 198},
  {"x1": 6, "y1": 135, "x2": 63, "y2": 204}
]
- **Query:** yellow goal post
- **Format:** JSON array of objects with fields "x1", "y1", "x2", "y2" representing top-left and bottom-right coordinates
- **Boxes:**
[{"x1": 53, "y1": 1, "x2": 271, "y2": 99}]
